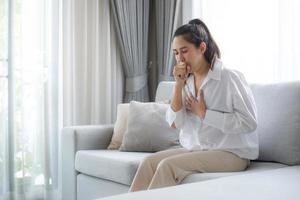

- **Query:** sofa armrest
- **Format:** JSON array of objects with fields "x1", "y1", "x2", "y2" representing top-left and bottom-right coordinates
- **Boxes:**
[
  {"x1": 61, "y1": 124, "x2": 114, "y2": 200},
  {"x1": 62, "y1": 124, "x2": 114, "y2": 150}
]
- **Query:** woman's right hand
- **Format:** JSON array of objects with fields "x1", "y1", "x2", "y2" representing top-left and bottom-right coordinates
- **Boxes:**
[{"x1": 173, "y1": 62, "x2": 190, "y2": 86}]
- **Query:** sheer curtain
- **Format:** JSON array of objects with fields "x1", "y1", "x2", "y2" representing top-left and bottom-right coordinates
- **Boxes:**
[
  {"x1": 192, "y1": 0, "x2": 300, "y2": 84},
  {"x1": 62, "y1": 0, "x2": 123, "y2": 126},
  {"x1": 0, "y1": 0, "x2": 59, "y2": 199}
]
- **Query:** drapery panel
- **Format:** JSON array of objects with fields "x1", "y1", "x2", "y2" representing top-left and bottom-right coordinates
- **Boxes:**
[
  {"x1": 110, "y1": 0, "x2": 150, "y2": 102},
  {"x1": 156, "y1": 0, "x2": 182, "y2": 82}
]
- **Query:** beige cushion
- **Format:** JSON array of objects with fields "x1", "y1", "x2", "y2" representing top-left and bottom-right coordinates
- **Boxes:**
[
  {"x1": 119, "y1": 101, "x2": 180, "y2": 152},
  {"x1": 107, "y1": 103, "x2": 129, "y2": 150}
]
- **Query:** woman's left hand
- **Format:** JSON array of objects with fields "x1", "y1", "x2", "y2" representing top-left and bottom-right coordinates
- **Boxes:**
[{"x1": 185, "y1": 90, "x2": 206, "y2": 120}]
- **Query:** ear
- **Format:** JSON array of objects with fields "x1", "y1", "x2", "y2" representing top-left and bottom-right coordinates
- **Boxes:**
[{"x1": 200, "y1": 42, "x2": 207, "y2": 54}]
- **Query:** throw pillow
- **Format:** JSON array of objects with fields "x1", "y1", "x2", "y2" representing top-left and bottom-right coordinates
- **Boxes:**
[
  {"x1": 119, "y1": 101, "x2": 180, "y2": 152},
  {"x1": 107, "y1": 103, "x2": 129, "y2": 150}
]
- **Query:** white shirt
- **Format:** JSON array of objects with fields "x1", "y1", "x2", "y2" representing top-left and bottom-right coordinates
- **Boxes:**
[{"x1": 166, "y1": 59, "x2": 259, "y2": 160}]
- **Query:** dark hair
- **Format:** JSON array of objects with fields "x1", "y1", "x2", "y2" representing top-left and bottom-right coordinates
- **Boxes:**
[{"x1": 173, "y1": 19, "x2": 221, "y2": 65}]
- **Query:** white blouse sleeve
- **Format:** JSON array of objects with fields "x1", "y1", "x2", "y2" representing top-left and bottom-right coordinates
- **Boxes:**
[
  {"x1": 166, "y1": 106, "x2": 185, "y2": 129},
  {"x1": 203, "y1": 71, "x2": 257, "y2": 134}
]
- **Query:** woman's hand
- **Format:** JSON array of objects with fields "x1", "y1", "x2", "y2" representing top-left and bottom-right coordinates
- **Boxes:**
[
  {"x1": 173, "y1": 62, "x2": 190, "y2": 87},
  {"x1": 185, "y1": 90, "x2": 206, "y2": 119}
]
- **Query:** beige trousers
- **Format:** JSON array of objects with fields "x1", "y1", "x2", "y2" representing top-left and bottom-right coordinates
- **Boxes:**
[{"x1": 129, "y1": 148, "x2": 249, "y2": 192}]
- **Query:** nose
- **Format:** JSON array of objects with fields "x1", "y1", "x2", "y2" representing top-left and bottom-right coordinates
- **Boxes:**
[{"x1": 176, "y1": 52, "x2": 185, "y2": 63}]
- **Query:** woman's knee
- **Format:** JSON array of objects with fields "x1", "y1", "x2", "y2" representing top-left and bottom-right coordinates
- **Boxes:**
[{"x1": 156, "y1": 159, "x2": 173, "y2": 172}]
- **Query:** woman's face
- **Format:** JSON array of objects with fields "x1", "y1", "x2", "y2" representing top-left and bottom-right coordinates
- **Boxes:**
[{"x1": 172, "y1": 35, "x2": 205, "y2": 73}]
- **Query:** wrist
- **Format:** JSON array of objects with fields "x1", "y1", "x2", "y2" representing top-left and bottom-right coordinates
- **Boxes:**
[{"x1": 175, "y1": 81, "x2": 185, "y2": 89}]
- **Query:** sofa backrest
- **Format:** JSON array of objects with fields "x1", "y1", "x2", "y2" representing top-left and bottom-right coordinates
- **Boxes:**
[
  {"x1": 155, "y1": 81, "x2": 300, "y2": 165},
  {"x1": 155, "y1": 81, "x2": 175, "y2": 102}
]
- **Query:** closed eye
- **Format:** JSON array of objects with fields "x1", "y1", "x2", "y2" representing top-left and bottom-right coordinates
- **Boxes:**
[
  {"x1": 173, "y1": 49, "x2": 188, "y2": 55},
  {"x1": 173, "y1": 47, "x2": 188, "y2": 55},
  {"x1": 182, "y1": 50, "x2": 188, "y2": 54}
]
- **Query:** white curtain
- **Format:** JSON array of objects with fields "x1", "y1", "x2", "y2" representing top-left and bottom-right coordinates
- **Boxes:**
[
  {"x1": 192, "y1": 0, "x2": 300, "y2": 84},
  {"x1": 0, "y1": 0, "x2": 59, "y2": 199},
  {"x1": 62, "y1": 0, "x2": 123, "y2": 126}
]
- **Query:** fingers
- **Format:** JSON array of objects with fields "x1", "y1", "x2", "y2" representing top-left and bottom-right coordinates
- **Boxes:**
[
  {"x1": 196, "y1": 90, "x2": 204, "y2": 101},
  {"x1": 188, "y1": 92, "x2": 196, "y2": 101},
  {"x1": 172, "y1": 62, "x2": 191, "y2": 83},
  {"x1": 185, "y1": 103, "x2": 191, "y2": 110},
  {"x1": 185, "y1": 92, "x2": 196, "y2": 105},
  {"x1": 173, "y1": 65, "x2": 188, "y2": 80}
]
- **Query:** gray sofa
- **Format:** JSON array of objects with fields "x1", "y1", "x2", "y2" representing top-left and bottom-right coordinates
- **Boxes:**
[{"x1": 61, "y1": 81, "x2": 300, "y2": 200}]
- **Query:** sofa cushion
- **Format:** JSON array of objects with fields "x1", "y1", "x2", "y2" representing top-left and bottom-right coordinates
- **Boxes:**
[
  {"x1": 75, "y1": 150, "x2": 152, "y2": 186},
  {"x1": 251, "y1": 82, "x2": 300, "y2": 165},
  {"x1": 119, "y1": 101, "x2": 180, "y2": 152},
  {"x1": 75, "y1": 150, "x2": 287, "y2": 187},
  {"x1": 182, "y1": 161, "x2": 287, "y2": 183}
]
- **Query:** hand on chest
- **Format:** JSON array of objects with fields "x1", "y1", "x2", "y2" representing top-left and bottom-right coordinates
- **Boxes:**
[{"x1": 184, "y1": 78, "x2": 233, "y2": 113}]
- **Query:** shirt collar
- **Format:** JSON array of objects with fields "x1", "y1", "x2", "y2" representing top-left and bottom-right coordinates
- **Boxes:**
[{"x1": 207, "y1": 58, "x2": 222, "y2": 81}]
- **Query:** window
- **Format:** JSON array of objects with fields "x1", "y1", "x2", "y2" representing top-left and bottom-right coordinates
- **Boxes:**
[
  {"x1": 0, "y1": 0, "x2": 59, "y2": 198},
  {"x1": 192, "y1": 0, "x2": 300, "y2": 83}
]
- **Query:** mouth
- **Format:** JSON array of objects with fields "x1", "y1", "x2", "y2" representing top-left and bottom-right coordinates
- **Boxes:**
[{"x1": 178, "y1": 61, "x2": 186, "y2": 66}]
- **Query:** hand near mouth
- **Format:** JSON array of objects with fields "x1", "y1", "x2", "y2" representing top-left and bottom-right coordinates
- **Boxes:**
[{"x1": 173, "y1": 61, "x2": 191, "y2": 85}]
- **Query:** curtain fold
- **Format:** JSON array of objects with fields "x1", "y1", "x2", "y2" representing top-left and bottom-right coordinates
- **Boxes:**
[
  {"x1": 62, "y1": 0, "x2": 123, "y2": 126},
  {"x1": 110, "y1": 0, "x2": 150, "y2": 102},
  {"x1": 156, "y1": 0, "x2": 182, "y2": 82}
]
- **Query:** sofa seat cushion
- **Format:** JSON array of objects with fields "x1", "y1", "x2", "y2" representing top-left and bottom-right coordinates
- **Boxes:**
[
  {"x1": 182, "y1": 161, "x2": 287, "y2": 183},
  {"x1": 75, "y1": 150, "x2": 152, "y2": 185},
  {"x1": 75, "y1": 150, "x2": 287, "y2": 187}
]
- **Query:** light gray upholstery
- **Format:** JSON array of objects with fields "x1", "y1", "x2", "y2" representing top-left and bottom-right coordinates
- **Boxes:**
[
  {"x1": 119, "y1": 101, "x2": 179, "y2": 152},
  {"x1": 61, "y1": 81, "x2": 300, "y2": 200},
  {"x1": 75, "y1": 160, "x2": 287, "y2": 200},
  {"x1": 251, "y1": 82, "x2": 300, "y2": 165},
  {"x1": 98, "y1": 166, "x2": 300, "y2": 200},
  {"x1": 182, "y1": 161, "x2": 286, "y2": 183},
  {"x1": 77, "y1": 174, "x2": 129, "y2": 200},
  {"x1": 75, "y1": 150, "x2": 286, "y2": 187},
  {"x1": 61, "y1": 125, "x2": 114, "y2": 200},
  {"x1": 75, "y1": 150, "x2": 152, "y2": 185},
  {"x1": 155, "y1": 81, "x2": 175, "y2": 102}
]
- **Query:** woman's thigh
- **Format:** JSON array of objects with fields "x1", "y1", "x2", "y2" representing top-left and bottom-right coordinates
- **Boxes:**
[
  {"x1": 143, "y1": 148, "x2": 189, "y2": 169},
  {"x1": 162, "y1": 150, "x2": 249, "y2": 173}
]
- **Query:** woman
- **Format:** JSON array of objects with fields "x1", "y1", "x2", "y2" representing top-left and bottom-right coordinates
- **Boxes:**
[{"x1": 129, "y1": 19, "x2": 258, "y2": 192}]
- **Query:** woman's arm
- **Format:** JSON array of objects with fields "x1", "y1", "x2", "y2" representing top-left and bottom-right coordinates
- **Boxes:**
[
  {"x1": 171, "y1": 82, "x2": 184, "y2": 112},
  {"x1": 166, "y1": 63, "x2": 189, "y2": 129},
  {"x1": 171, "y1": 61, "x2": 189, "y2": 111}
]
